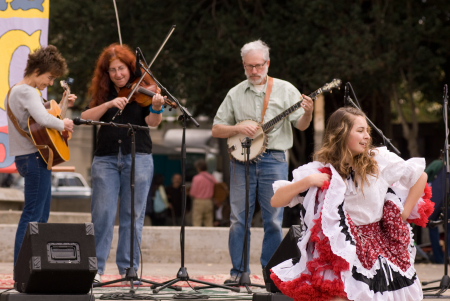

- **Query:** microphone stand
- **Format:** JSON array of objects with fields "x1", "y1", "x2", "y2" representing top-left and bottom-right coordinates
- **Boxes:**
[
  {"x1": 76, "y1": 119, "x2": 181, "y2": 294},
  {"x1": 136, "y1": 51, "x2": 239, "y2": 294},
  {"x1": 423, "y1": 84, "x2": 450, "y2": 299},
  {"x1": 344, "y1": 82, "x2": 401, "y2": 155}
]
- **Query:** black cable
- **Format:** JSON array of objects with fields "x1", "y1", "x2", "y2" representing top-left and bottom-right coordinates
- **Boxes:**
[
  {"x1": 172, "y1": 292, "x2": 210, "y2": 299},
  {"x1": 99, "y1": 292, "x2": 159, "y2": 300}
]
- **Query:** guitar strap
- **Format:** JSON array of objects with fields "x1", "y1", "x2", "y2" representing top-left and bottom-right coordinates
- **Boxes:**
[
  {"x1": 260, "y1": 76, "x2": 273, "y2": 123},
  {"x1": 6, "y1": 86, "x2": 54, "y2": 170}
]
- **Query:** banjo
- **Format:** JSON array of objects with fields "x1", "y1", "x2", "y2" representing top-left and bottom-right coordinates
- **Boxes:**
[{"x1": 227, "y1": 78, "x2": 342, "y2": 163}]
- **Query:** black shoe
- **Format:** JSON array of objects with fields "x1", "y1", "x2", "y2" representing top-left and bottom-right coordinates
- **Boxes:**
[{"x1": 224, "y1": 275, "x2": 240, "y2": 284}]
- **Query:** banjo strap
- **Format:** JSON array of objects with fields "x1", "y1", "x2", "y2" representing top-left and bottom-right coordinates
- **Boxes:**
[{"x1": 260, "y1": 76, "x2": 273, "y2": 123}]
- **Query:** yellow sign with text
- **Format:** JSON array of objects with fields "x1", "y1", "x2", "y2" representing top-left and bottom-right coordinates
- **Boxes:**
[{"x1": 0, "y1": 0, "x2": 50, "y2": 172}]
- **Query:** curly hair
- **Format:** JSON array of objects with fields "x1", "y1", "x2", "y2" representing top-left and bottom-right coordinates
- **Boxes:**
[
  {"x1": 87, "y1": 43, "x2": 158, "y2": 108},
  {"x1": 314, "y1": 107, "x2": 379, "y2": 189},
  {"x1": 24, "y1": 45, "x2": 67, "y2": 77}
]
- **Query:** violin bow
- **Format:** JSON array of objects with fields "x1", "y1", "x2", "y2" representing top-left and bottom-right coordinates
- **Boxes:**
[{"x1": 112, "y1": 25, "x2": 176, "y2": 120}]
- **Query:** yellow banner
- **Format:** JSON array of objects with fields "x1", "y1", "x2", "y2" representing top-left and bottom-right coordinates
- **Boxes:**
[
  {"x1": 0, "y1": 0, "x2": 49, "y2": 19},
  {"x1": 0, "y1": 0, "x2": 50, "y2": 173}
]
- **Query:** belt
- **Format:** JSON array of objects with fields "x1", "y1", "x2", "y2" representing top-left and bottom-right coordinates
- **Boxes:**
[{"x1": 266, "y1": 149, "x2": 284, "y2": 153}]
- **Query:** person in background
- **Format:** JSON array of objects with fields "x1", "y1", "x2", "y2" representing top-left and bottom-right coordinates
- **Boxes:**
[
  {"x1": 166, "y1": 173, "x2": 191, "y2": 226},
  {"x1": 6, "y1": 45, "x2": 76, "y2": 266},
  {"x1": 147, "y1": 174, "x2": 169, "y2": 226},
  {"x1": 425, "y1": 158, "x2": 450, "y2": 263},
  {"x1": 189, "y1": 159, "x2": 216, "y2": 227},
  {"x1": 213, "y1": 182, "x2": 230, "y2": 227}
]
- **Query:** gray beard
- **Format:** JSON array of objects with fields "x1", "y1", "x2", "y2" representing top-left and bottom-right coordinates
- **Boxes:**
[{"x1": 246, "y1": 68, "x2": 268, "y2": 85}]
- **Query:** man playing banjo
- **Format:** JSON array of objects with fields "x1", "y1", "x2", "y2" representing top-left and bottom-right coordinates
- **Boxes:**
[{"x1": 212, "y1": 40, "x2": 314, "y2": 283}]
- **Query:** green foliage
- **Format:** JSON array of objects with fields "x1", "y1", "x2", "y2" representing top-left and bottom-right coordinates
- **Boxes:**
[{"x1": 49, "y1": 0, "x2": 450, "y2": 132}]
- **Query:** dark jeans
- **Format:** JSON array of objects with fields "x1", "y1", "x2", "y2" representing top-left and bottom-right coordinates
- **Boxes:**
[{"x1": 14, "y1": 152, "x2": 52, "y2": 265}]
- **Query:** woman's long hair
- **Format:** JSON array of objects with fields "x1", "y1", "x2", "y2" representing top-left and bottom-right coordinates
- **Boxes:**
[
  {"x1": 87, "y1": 43, "x2": 157, "y2": 108},
  {"x1": 314, "y1": 107, "x2": 378, "y2": 188}
]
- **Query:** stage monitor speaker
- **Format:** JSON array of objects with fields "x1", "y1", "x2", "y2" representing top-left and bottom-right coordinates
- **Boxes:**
[
  {"x1": 263, "y1": 225, "x2": 302, "y2": 293},
  {"x1": 0, "y1": 291, "x2": 95, "y2": 301},
  {"x1": 14, "y1": 222, "x2": 97, "y2": 294}
]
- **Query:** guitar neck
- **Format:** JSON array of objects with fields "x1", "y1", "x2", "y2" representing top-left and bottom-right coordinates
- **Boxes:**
[
  {"x1": 59, "y1": 81, "x2": 70, "y2": 119},
  {"x1": 261, "y1": 88, "x2": 323, "y2": 133}
]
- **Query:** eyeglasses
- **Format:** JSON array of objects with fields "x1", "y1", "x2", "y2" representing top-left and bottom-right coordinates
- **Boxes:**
[
  {"x1": 244, "y1": 61, "x2": 267, "y2": 71},
  {"x1": 108, "y1": 65, "x2": 127, "y2": 74}
]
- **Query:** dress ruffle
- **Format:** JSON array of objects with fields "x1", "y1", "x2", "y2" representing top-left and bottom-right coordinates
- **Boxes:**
[
  {"x1": 406, "y1": 183, "x2": 434, "y2": 227},
  {"x1": 271, "y1": 162, "x2": 430, "y2": 301},
  {"x1": 271, "y1": 214, "x2": 348, "y2": 301}
]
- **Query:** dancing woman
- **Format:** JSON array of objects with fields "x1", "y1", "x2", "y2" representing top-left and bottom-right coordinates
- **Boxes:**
[{"x1": 270, "y1": 107, "x2": 433, "y2": 301}]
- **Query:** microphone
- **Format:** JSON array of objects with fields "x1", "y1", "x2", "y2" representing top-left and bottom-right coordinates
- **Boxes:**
[
  {"x1": 344, "y1": 82, "x2": 349, "y2": 106},
  {"x1": 135, "y1": 50, "x2": 142, "y2": 77},
  {"x1": 73, "y1": 117, "x2": 96, "y2": 125}
]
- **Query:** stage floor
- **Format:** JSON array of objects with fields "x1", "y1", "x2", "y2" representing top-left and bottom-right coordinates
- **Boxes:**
[{"x1": 1, "y1": 262, "x2": 450, "y2": 300}]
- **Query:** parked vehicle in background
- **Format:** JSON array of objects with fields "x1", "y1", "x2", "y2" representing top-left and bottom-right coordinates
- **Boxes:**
[{"x1": 13, "y1": 172, "x2": 91, "y2": 199}]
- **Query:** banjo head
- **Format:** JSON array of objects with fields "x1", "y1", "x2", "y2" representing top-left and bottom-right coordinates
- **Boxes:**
[{"x1": 227, "y1": 120, "x2": 267, "y2": 163}]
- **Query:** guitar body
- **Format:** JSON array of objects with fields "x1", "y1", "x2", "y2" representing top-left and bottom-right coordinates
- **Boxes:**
[
  {"x1": 227, "y1": 120, "x2": 267, "y2": 163},
  {"x1": 28, "y1": 99, "x2": 70, "y2": 166}
]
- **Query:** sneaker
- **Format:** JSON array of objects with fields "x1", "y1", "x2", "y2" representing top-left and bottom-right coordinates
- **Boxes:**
[
  {"x1": 224, "y1": 275, "x2": 240, "y2": 284},
  {"x1": 94, "y1": 273, "x2": 102, "y2": 283},
  {"x1": 120, "y1": 274, "x2": 143, "y2": 286}
]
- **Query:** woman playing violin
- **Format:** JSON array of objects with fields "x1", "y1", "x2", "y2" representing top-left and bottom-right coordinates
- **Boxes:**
[{"x1": 81, "y1": 43, "x2": 165, "y2": 283}]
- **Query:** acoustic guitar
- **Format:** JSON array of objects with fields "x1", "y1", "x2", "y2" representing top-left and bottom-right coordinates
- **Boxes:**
[
  {"x1": 28, "y1": 80, "x2": 72, "y2": 167},
  {"x1": 227, "y1": 79, "x2": 342, "y2": 163}
]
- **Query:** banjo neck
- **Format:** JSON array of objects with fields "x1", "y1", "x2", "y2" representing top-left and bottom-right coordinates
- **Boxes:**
[{"x1": 261, "y1": 87, "x2": 324, "y2": 134}]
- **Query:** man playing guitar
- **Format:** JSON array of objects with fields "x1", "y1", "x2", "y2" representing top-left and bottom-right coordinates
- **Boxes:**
[
  {"x1": 212, "y1": 40, "x2": 313, "y2": 283},
  {"x1": 6, "y1": 45, "x2": 76, "y2": 267}
]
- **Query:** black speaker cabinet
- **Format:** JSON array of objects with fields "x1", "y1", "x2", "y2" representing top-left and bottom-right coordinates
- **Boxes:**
[
  {"x1": 14, "y1": 222, "x2": 98, "y2": 294},
  {"x1": 0, "y1": 291, "x2": 95, "y2": 301},
  {"x1": 263, "y1": 225, "x2": 302, "y2": 293}
]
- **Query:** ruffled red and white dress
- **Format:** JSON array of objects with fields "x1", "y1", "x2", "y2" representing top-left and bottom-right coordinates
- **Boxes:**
[{"x1": 270, "y1": 147, "x2": 434, "y2": 301}]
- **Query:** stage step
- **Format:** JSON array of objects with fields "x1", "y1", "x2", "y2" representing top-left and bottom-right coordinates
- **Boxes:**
[{"x1": 0, "y1": 224, "x2": 288, "y2": 264}]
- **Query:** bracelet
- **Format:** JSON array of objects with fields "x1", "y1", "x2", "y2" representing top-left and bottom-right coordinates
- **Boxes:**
[{"x1": 149, "y1": 104, "x2": 164, "y2": 114}]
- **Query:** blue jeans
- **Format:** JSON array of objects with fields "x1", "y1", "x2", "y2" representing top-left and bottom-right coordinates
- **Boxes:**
[
  {"x1": 14, "y1": 152, "x2": 52, "y2": 265},
  {"x1": 91, "y1": 151, "x2": 153, "y2": 275},
  {"x1": 228, "y1": 150, "x2": 287, "y2": 276}
]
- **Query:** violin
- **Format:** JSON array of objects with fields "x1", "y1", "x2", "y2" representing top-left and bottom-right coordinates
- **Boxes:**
[{"x1": 117, "y1": 77, "x2": 177, "y2": 109}]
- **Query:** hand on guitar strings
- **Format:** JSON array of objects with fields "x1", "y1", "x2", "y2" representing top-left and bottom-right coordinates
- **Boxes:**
[
  {"x1": 237, "y1": 123, "x2": 260, "y2": 138},
  {"x1": 63, "y1": 118, "x2": 74, "y2": 133}
]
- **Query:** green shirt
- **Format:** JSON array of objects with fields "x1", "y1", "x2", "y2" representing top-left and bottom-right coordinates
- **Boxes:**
[{"x1": 213, "y1": 76, "x2": 304, "y2": 151}]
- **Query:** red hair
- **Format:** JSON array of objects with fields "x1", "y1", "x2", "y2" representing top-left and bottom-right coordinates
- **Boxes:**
[{"x1": 88, "y1": 43, "x2": 157, "y2": 108}]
